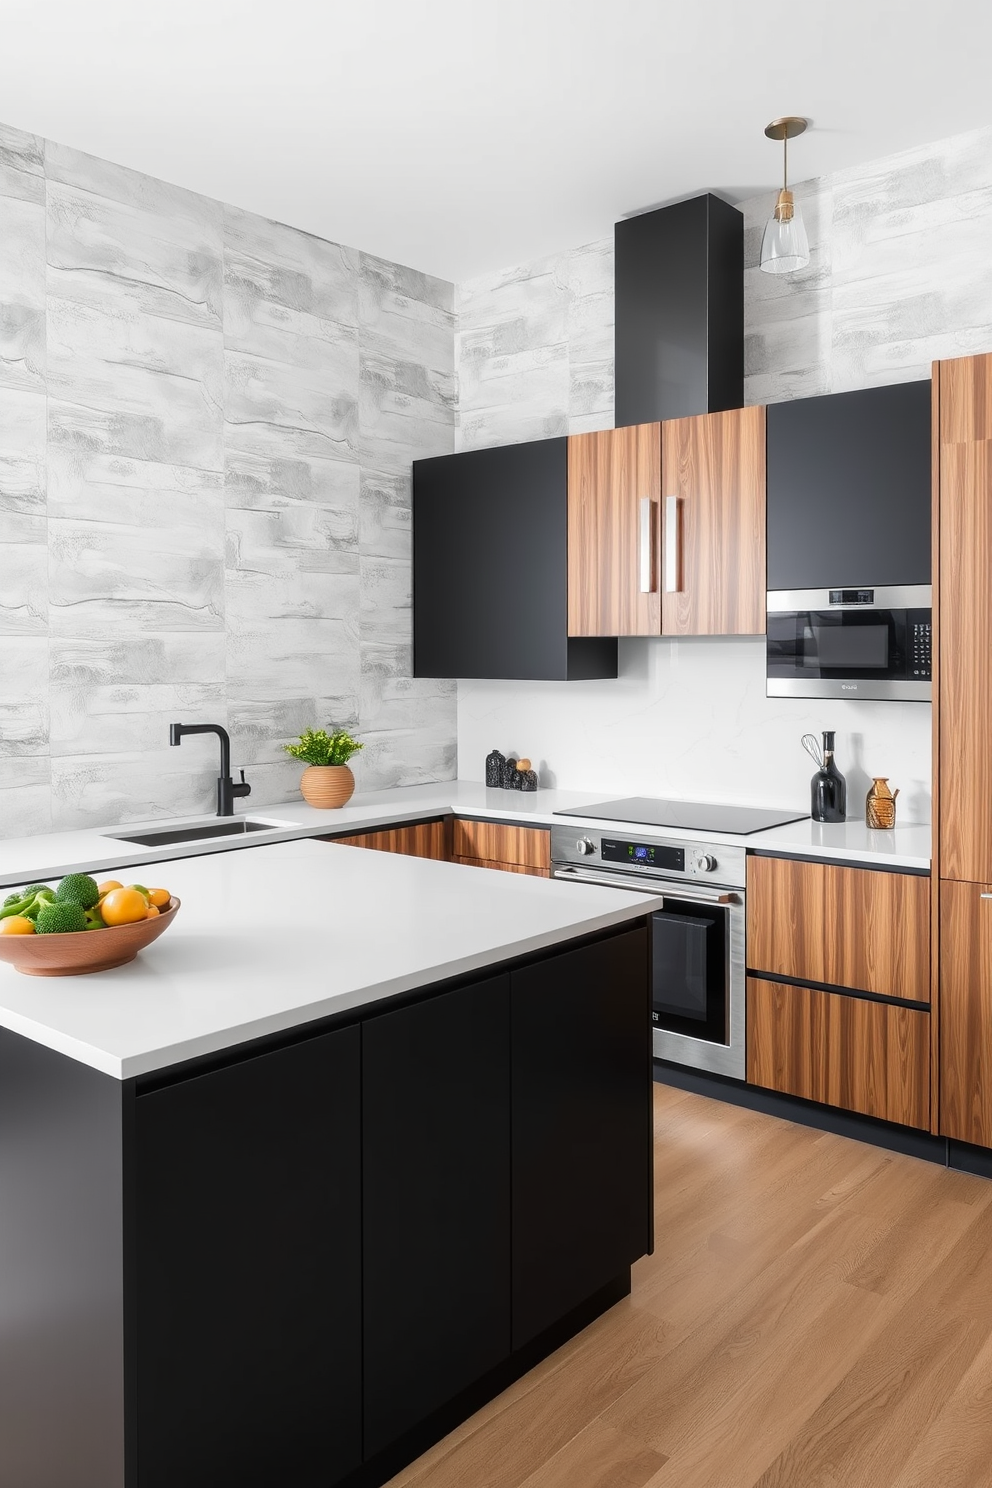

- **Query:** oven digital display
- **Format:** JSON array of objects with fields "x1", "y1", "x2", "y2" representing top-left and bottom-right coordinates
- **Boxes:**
[{"x1": 601, "y1": 838, "x2": 685, "y2": 872}]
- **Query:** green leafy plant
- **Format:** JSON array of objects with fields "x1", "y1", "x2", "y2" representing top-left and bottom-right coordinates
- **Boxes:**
[{"x1": 283, "y1": 728, "x2": 364, "y2": 767}]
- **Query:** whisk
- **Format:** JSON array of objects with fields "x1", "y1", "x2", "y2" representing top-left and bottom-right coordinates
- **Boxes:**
[{"x1": 801, "y1": 733, "x2": 824, "y2": 769}]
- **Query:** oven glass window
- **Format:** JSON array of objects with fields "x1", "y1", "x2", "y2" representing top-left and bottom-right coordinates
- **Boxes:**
[
  {"x1": 805, "y1": 623, "x2": 889, "y2": 670},
  {"x1": 651, "y1": 903, "x2": 728, "y2": 1045}
]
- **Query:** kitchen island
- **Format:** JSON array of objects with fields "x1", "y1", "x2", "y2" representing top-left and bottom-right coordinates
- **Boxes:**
[{"x1": 0, "y1": 839, "x2": 655, "y2": 1488}]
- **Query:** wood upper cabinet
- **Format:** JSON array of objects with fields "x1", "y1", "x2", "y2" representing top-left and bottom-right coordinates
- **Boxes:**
[
  {"x1": 939, "y1": 879, "x2": 992, "y2": 1144},
  {"x1": 747, "y1": 978, "x2": 930, "y2": 1129},
  {"x1": 747, "y1": 855, "x2": 930, "y2": 1003},
  {"x1": 937, "y1": 354, "x2": 992, "y2": 883},
  {"x1": 567, "y1": 424, "x2": 661, "y2": 637},
  {"x1": 661, "y1": 405, "x2": 766, "y2": 636},
  {"x1": 566, "y1": 408, "x2": 765, "y2": 640}
]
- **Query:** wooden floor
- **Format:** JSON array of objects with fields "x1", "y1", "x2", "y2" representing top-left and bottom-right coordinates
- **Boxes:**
[{"x1": 387, "y1": 1081, "x2": 992, "y2": 1488}]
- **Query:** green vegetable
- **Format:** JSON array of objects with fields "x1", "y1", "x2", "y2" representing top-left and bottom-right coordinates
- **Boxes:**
[
  {"x1": 1, "y1": 886, "x2": 55, "y2": 922},
  {"x1": 84, "y1": 908, "x2": 106, "y2": 931},
  {"x1": 283, "y1": 727, "x2": 363, "y2": 767},
  {"x1": 131, "y1": 884, "x2": 149, "y2": 897},
  {"x1": 55, "y1": 873, "x2": 101, "y2": 909},
  {"x1": 3, "y1": 884, "x2": 51, "y2": 909},
  {"x1": 36, "y1": 902, "x2": 88, "y2": 935}
]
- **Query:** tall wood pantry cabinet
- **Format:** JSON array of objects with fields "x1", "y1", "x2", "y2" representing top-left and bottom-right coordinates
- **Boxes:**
[
  {"x1": 935, "y1": 353, "x2": 992, "y2": 1145},
  {"x1": 566, "y1": 406, "x2": 766, "y2": 639}
]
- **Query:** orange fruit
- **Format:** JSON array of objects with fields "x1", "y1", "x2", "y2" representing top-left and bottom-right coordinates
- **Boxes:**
[
  {"x1": 98, "y1": 880, "x2": 123, "y2": 896},
  {"x1": 144, "y1": 905, "x2": 160, "y2": 918},
  {"x1": 148, "y1": 888, "x2": 171, "y2": 908},
  {"x1": 0, "y1": 916, "x2": 35, "y2": 935},
  {"x1": 101, "y1": 888, "x2": 151, "y2": 927}
]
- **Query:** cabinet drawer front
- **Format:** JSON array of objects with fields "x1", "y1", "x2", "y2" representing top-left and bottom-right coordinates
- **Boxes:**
[
  {"x1": 939, "y1": 878, "x2": 992, "y2": 1145},
  {"x1": 747, "y1": 978, "x2": 930, "y2": 1129},
  {"x1": 453, "y1": 820, "x2": 550, "y2": 870},
  {"x1": 746, "y1": 856, "x2": 930, "y2": 1002},
  {"x1": 326, "y1": 820, "x2": 449, "y2": 859}
]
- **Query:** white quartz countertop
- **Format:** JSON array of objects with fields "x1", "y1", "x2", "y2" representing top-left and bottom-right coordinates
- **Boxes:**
[
  {"x1": 0, "y1": 838, "x2": 657, "y2": 1081},
  {"x1": 0, "y1": 779, "x2": 931, "y2": 891}
]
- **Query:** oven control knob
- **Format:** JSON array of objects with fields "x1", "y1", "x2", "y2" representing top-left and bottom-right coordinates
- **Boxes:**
[
  {"x1": 691, "y1": 851, "x2": 717, "y2": 873},
  {"x1": 575, "y1": 837, "x2": 595, "y2": 856}
]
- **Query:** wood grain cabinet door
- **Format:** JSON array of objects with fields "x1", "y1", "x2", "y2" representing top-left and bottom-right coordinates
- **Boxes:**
[
  {"x1": 324, "y1": 819, "x2": 449, "y2": 859},
  {"x1": 939, "y1": 878, "x2": 992, "y2": 1144},
  {"x1": 567, "y1": 424, "x2": 661, "y2": 636},
  {"x1": 746, "y1": 855, "x2": 930, "y2": 1003},
  {"x1": 452, "y1": 820, "x2": 550, "y2": 873},
  {"x1": 661, "y1": 405, "x2": 766, "y2": 636},
  {"x1": 938, "y1": 354, "x2": 992, "y2": 883},
  {"x1": 747, "y1": 978, "x2": 930, "y2": 1129}
]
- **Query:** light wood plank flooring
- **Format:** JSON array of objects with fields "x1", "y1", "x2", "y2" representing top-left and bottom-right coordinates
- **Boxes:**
[{"x1": 387, "y1": 1081, "x2": 992, "y2": 1488}]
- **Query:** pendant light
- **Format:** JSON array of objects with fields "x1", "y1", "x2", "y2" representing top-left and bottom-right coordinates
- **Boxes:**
[{"x1": 759, "y1": 116, "x2": 809, "y2": 275}]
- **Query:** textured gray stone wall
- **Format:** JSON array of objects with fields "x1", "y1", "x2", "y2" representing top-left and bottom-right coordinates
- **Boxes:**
[{"x1": 0, "y1": 121, "x2": 456, "y2": 834}]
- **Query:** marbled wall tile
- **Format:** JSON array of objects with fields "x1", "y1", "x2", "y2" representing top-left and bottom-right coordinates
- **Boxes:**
[
  {"x1": 0, "y1": 454, "x2": 45, "y2": 515},
  {"x1": 47, "y1": 295, "x2": 223, "y2": 472},
  {"x1": 0, "y1": 536, "x2": 47, "y2": 634},
  {"x1": 46, "y1": 138, "x2": 222, "y2": 230},
  {"x1": 227, "y1": 617, "x2": 359, "y2": 696},
  {"x1": 223, "y1": 204, "x2": 360, "y2": 327},
  {"x1": 359, "y1": 554, "x2": 411, "y2": 647},
  {"x1": 359, "y1": 467, "x2": 410, "y2": 561},
  {"x1": 0, "y1": 757, "x2": 52, "y2": 839},
  {"x1": 569, "y1": 361, "x2": 613, "y2": 426},
  {"x1": 0, "y1": 637, "x2": 48, "y2": 755},
  {"x1": 227, "y1": 504, "x2": 357, "y2": 578},
  {"x1": 47, "y1": 180, "x2": 222, "y2": 328},
  {"x1": 227, "y1": 692, "x2": 359, "y2": 768},
  {"x1": 48, "y1": 445, "x2": 224, "y2": 525},
  {"x1": 50, "y1": 748, "x2": 222, "y2": 828},
  {"x1": 0, "y1": 166, "x2": 45, "y2": 394},
  {"x1": 359, "y1": 727, "x2": 456, "y2": 791},
  {"x1": 360, "y1": 254, "x2": 453, "y2": 316},
  {"x1": 359, "y1": 253, "x2": 454, "y2": 370},
  {"x1": 358, "y1": 343, "x2": 455, "y2": 470},
  {"x1": 50, "y1": 682, "x2": 227, "y2": 757},
  {"x1": 48, "y1": 518, "x2": 225, "y2": 633},
  {"x1": 0, "y1": 386, "x2": 45, "y2": 465},
  {"x1": 226, "y1": 562, "x2": 359, "y2": 633},
  {"x1": 224, "y1": 251, "x2": 362, "y2": 371},
  {"x1": 457, "y1": 256, "x2": 571, "y2": 341},
  {"x1": 455, "y1": 341, "x2": 569, "y2": 451},
  {"x1": 359, "y1": 670, "x2": 456, "y2": 735},
  {"x1": 0, "y1": 121, "x2": 44, "y2": 178},
  {"x1": 50, "y1": 631, "x2": 227, "y2": 687},
  {"x1": 224, "y1": 448, "x2": 360, "y2": 515},
  {"x1": 224, "y1": 347, "x2": 359, "y2": 464}
]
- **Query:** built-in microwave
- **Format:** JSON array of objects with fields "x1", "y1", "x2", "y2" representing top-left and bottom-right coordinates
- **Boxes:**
[{"x1": 766, "y1": 585, "x2": 932, "y2": 702}]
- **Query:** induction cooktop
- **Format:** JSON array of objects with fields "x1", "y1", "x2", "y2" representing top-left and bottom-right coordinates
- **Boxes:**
[{"x1": 553, "y1": 797, "x2": 808, "y2": 836}]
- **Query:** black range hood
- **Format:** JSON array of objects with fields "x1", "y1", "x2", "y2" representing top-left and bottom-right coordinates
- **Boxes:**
[{"x1": 614, "y1": 193, "x2": 744, "y2": 426}]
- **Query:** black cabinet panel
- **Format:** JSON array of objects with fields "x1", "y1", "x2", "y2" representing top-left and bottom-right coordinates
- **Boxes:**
[
  {"x1": 413, "y1": 438, "x2": 616, "y2": 680},
  {"x1": 0, "y1": 1029, "x2": 126, "y2": 1488},
  {"x1": 134, "y1": 1027, "x2": 362, "y2": 1488},
  {"x1": 615, "y1": 194, "x2": 743, "y2": 426},
  {"x1": 767, "y1": 381, "x2": 932, "y2": 589},
  {"x1": 511, "y1": 926, "x2": 652, "y2": 1348},
  {"x1": 362, "y1": 974, "x2": 511, "y2": 1456}
]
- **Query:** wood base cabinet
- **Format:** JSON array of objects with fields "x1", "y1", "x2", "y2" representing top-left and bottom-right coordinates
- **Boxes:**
[
  {"x1": 326, "y1": 819, "x2": 450, "y2": 860},
  {"x1": 452, "y1": 820, "x2": 550, "y2": 876},
  {"x1": 747, "y1": 978, "x2": 930, "y2": 1130},
  {"x1": 939, "y1": 879, "x2": 992, "y2": 1145}
]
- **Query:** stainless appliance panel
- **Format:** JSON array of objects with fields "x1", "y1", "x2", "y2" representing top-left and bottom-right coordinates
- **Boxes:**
[
  {"x1": 767, "y1": 584, "x2": 932, "y2": 612},
  {"x1": 767, "y1": 677, "x2": 932, "y2": 702}
]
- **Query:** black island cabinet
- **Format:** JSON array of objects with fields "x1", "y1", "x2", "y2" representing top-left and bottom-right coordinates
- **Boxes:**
[{"x1": 0, "y1": 920, "x2": 651, "y2": 1488}]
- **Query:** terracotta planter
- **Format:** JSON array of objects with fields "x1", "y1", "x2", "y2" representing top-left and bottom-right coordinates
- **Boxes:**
[{"x1": 299, "y1": 764, "x2": 356, "y2": 809}]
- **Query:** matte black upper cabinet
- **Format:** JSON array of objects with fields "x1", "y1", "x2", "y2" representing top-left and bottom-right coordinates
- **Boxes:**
[
  {"x1": 413, "y1": 439, "x2": 617, "y2": 680},
  {"x1": 766, "y1": 381, "x2": 932, "y2": 590}
]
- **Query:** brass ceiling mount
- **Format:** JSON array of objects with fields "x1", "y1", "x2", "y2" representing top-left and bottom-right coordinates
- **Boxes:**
[{"x1": 764, "y1": 116, "x2": 809, "y2": 142}]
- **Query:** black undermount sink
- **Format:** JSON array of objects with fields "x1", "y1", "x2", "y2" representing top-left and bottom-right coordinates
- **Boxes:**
[{"x1": 105, "y1": 820, "x2": 281, "y2": 848}]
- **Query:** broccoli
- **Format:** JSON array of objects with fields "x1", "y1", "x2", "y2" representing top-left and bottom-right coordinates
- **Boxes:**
[
  {"x1": 55, "y1": 873, "x2": 101, "y2": 910},
  {"x1": 0, "y1": 886, "x2": 55, "y2": 922},
  {"x1": 3, "y1": 884, "x2": 51, "y2": 909},
  {"x1": 36, "y1": 902, "x2": 87, "y2": 935}
]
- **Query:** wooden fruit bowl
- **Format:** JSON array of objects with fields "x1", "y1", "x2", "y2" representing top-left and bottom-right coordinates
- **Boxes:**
[{"x1": 0, "y1": 898, "x2": 181, "y2": 977}]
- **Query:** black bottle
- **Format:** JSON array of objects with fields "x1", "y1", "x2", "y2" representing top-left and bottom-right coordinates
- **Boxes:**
[
  {"x1": 485, "y1": 749, "x2": 505, "y2": 788},
  {"x1": 811, "y1": 730, "x2": 847, "y2": 823}
]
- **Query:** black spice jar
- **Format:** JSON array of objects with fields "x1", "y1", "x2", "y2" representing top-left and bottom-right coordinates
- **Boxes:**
[
  {"x1": 501, "y1": 757, "x2": 518, "y2": 789},
  {"x1": 485, "y1": 749, "x2": 505, "y2": 788},
  {"x1": 520, "y1": 769, "x2": 538, "y2": 792}
]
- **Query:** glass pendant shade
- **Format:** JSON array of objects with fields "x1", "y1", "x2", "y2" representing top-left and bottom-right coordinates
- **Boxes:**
[{"x1": 759, "y1": 199, "x2": 810, "y2": 274}]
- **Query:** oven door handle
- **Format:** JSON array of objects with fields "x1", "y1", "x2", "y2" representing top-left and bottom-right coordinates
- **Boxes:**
[{"x1": 552, "y1": 865, "x2": 738, "y2": 905}]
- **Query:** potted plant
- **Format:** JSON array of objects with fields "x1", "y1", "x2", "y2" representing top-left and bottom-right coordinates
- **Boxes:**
[{"x1": 284, "y1": 728, "x2": 364, "y2": 809}]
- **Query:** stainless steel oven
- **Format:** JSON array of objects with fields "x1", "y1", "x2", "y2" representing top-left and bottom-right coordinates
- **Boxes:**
[
  {"x1": 550, "y1": 826, "x2": 746, "y2": 1080},
  {"x1": 766, "y1": 584, "x2": 932, "y2": 702}
]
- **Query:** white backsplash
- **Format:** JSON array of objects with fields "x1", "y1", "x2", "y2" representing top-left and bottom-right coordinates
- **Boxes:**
[{"x1": 459, "y1": 638, "x2": 932, "y2": 824}]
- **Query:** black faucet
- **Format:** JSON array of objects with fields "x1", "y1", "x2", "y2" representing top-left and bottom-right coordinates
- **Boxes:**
[{"x1": 169, "y1": 723, "x2": 251, "y2": 817}]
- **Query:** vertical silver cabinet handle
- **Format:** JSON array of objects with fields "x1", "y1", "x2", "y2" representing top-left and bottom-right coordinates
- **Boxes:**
[
  {"x1": 638, "y1": 498, "x2": 655, "y2": 593},
  {"x1": 665, "y1": 496, "x2": 681, "y2": 593}
]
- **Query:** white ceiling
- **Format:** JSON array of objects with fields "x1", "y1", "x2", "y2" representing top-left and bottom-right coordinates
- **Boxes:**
[{"x1": 2, "y1": 0, "x2": 991, "y2": 283}]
